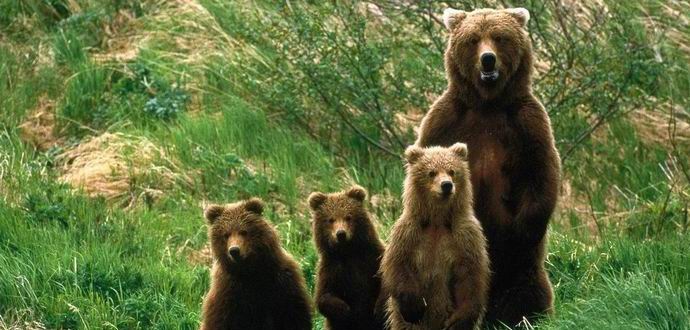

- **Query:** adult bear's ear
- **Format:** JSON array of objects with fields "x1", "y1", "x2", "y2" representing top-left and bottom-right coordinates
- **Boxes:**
[
  {"x1": 244, "y1": 198, "x2": 264, "y2": 215},
  {"x1": 505, "y1": 8, "x2": 530, "y2": 28},
  {"x1": 346, "y1": 185, "x2": 367, "y2": 203},
  {"x1": 308, "y1": 192, "x2": 327, "y2": 211},
  {"x1": 204, "y1": 204, "x2": 225, "y2": 224},
  {"x1": 443, "y1": 8, "x2": 467, "y2": 31},
  {"x1": 450, "y1": 142, "x2": 468, "y2": 160},
  {"x1": 405, "y1": 145, "x2": 424, "y2": 164}
]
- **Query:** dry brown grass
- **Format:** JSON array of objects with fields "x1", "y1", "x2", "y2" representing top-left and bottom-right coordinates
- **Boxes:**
[
  {"x1": 92, "y1": 9, "x2": 143, "y2": 63},
  {"x1": 18, "y1": 95, "x2": 61, "y2": 151},
  {"x1": 629, "y1": 104, "x2": 690, "y2": 146},
  {"x1": 55, "y1": 132, "x2": 190, "y2": 206},
  {"x1": 186, "y1": 244, "x2": 212, "y2": 266},
  {"x1": 557, "y1": 177, "x2": 601, "y2": 237}
]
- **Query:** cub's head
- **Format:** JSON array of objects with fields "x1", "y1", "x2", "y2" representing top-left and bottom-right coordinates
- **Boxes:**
[
  {"x1": 308, "y1": 185, "x2": 372, "y2": 251},
  {"x1": 443, "y1": 7, "x2": 532, "y2": 99},
  {"x1": 404, "y1": 143, "x2": 470, "y2": 203},
  {"x1": 204, "y1": 198, "x2": 278, "y2": 267}
]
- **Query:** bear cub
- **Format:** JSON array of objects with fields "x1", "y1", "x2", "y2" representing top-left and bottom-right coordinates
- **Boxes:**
[
  {"x1": 200, "y1": 198, "x2": 312, "y2": 330},
  {"x1": 381, "y1": 143, "x2": 489, "y2": 330},
  {"x1": 309, "y1": 185, "x2": 386, "y2": 330}
]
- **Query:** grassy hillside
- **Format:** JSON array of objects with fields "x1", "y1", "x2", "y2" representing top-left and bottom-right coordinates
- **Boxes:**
[{"x1": 0, "y1": 0, "x2": 688, "y2": 329}]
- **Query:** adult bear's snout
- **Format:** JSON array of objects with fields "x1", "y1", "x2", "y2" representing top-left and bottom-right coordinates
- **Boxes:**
[{"x1": 480, "y1": 52, "x2": 497, "y2": 71}]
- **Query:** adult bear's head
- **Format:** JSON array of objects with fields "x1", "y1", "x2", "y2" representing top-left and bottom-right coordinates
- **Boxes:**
[{"x1": 443, "y1": 7, "x2": 533, "y2": 100}]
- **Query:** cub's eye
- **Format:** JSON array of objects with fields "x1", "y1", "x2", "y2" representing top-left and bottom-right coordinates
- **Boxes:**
[
  {"x1": 345, "y1": 215, "x2": 352, "y2": 222},
  {"x1": 428, "y1": 170, "x2": 437, "y2": 178},
  {"x1": 328, "y1": 218, "x2": 335, "y2": 224},
  {"x1": 448, "y1": 170, "x2": 455, "y2": 176},
  {"x1": 239, "y1": 230, "x2": 248, "y2": 236},
  {"x1": 494, "y1": 36, "x2": 503, "y2": 43},
  {"x1": 470, "y1": 37, "x2": 479, "y2": 44}
]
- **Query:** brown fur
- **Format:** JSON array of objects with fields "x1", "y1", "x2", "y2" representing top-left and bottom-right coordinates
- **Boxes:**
[
  {"x1": 309, "y1": 185, "x2": 386, "y2": 330},
  {"x1": 416, "y1": 8, "x2": 561, "y2": 327},
  {"x1": 200, "y1": 198, "x2": 312, "y2": 330},
  {"x1": 381, "y1": 144, "x2": 490, "y2": 330}
]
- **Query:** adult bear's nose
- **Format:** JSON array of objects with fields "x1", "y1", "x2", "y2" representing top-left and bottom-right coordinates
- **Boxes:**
[
  {"x1": 480, "y1": 52, "x2": 496, "y2": 71},
  {"x1": 441, "y1": 181, "x2": 454, "y2": 195}
]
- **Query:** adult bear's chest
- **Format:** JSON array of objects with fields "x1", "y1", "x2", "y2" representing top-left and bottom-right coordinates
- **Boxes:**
[{"x1": 451, "y1": 110, "x2": 520, "y2": 229}]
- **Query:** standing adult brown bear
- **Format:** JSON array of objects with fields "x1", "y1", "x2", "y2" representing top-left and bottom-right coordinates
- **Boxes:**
[
  {"x1": 415, "y1": 7, "x2": 561, "y2": 327},
  {"x1": 200, "y1": 198, "x2": 312, "y2": 330},
  {"x1": 382, "y1": 143, "x2": 490, "y2": 330},
  {"x1": 308, "y1": 185, "x2": 386, "y2": 330}
]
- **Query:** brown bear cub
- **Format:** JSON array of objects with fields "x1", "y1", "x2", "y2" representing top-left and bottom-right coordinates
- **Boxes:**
[
  {"x1": 381, "y1": 143, "x2": 490, "y2": 330},
  {"x1": 309, "y1": 185, "x2": 386, "y2": 330},
  {"x1": 200, "y1": 198, "x2": 312, "y2": 330},
  {"x1": 416, "y1": 7, "x2": 561, "y2": 327}
]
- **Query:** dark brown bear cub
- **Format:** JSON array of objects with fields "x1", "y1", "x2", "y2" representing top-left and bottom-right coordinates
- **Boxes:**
[
  {"x1": 382, "y1": 143, "x2": 489, "y2": 330},
  {"x1": 308, "y1": 185, "x2": 386, "y2": 330},
  {"x1": 416, "y1": 7, "x2": 561, "y2": 327},
  {"x1": 200, "y1": 198, "x2": 312, "y2": 330}
]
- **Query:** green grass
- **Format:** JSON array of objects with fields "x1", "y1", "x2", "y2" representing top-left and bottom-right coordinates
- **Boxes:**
[{"x1": 1, "y1": 0, "x2": 689, "y2": 329}]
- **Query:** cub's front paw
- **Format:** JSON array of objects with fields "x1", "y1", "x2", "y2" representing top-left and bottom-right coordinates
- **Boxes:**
[
  {"x1": 396, "y1": 292, "x2": 426, "y2": 324},
  {"x1": 318, "y1": 295, "x2": 351, "y2": 320}
]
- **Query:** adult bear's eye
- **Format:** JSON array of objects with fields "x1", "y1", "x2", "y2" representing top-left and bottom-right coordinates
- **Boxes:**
[
  {"x1": 345, "y1": 215, "x2": 352, "y2": 222},
  {"x1": 328, "y1": 218, "x2": 335, "y2": 224},
  {"x1": 428, "y1": 170, "x2": 437, "y2": 178},
  {"x1": 239, "y1": 230, "x2": 248, "y2": 236},
  {"x1": 448, "y1": 170, "x2": 455, "y2": 176}
]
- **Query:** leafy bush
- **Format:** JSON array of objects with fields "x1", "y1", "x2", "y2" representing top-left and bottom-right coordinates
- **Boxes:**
[{"x1": 143, "y1": 86, "x2": 189, "y2": 120}]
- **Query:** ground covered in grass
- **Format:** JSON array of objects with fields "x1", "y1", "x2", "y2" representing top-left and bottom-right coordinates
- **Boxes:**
[{"x1": 0, "y1": 1, "x2": 688, "y2": 329}]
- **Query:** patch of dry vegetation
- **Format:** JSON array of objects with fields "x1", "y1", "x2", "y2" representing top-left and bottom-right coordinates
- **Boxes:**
[
  {"x1": 630, "y1": 104, "x2": 690, "y2": 146},
  {"x1": 55, "y1": 132, "x2": 190, "y2": 206},
  {"x1": 18, "y1": 95, "x2": 61, "y2": 151}
]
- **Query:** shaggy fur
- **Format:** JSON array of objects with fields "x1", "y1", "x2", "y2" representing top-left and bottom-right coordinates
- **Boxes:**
[
  {"x1": 200, "y1": 198, "x2": 312, "y2": 330},
  {"x1": 381, "y1": 144, "x2": 490, "y2": 330},
  {"x1": 309, "y1": 185, "x2": 386, "y2": 330},
  {"x1": 416, "y1": 8, "x2": 561, "y2": 327}
]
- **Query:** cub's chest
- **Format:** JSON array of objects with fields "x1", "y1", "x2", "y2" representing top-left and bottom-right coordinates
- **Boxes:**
[
  {"x1": 324, "y1": 258, "x2": 372, "y2": 290},
  {"x1": 414, "y1": 224, "x2": 456, "y2": 281}
]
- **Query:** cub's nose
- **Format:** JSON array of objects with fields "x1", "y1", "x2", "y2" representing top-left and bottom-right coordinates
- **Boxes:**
[
  {"x1": 336, "y1": 229, "x2": 347, "y2": 242},
  {"x1": 228, "y1": 246, "x2": 241, "y2": 259},
  {"x1": 480, "y1": 52, "x2": 496, "y2": 71},
  {"x1": 441, "y1": 181, "x2": 454, "y2": 195}
]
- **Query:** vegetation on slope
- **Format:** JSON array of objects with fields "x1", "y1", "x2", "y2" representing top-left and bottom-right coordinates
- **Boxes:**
[{"x1": 0, "y1": 0, "x2": 688, "y2": 329}]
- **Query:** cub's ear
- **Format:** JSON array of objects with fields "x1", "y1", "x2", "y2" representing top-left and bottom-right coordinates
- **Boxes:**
[
  {"x1": 308, "y1": 192, "x2": 327, "y2": 211},
  {"x1": 204, "y1": 204, "x2": 225, "y2": 224},
  {"x1": 505, "y1": 7, "x2": 530, "y2": 28},
  {"x1": 346, "y1": 185, "x2": 367, "y2": 203},
  {"x1": 443, "y1": 8, "x2": 467, "y2": 31},
  {"x1": 449, "y1": 142, "x2": 468, "y2": 160},
  {"x1": 405, "y1": 145, "x2": 424, "y2": 164},
  {"x1": 244, "y1": 198, "x2": 264, "y2": 215}
]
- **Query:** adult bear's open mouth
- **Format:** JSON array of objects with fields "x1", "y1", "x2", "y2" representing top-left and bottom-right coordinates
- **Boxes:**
[{"x1": 480, "y1": 70, "x2": 499, "y2": 82}]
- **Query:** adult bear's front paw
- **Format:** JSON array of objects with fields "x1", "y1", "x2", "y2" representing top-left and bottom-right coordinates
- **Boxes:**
[{"x1": 396, "y1": 292, "x2": 426, "y2": 324}]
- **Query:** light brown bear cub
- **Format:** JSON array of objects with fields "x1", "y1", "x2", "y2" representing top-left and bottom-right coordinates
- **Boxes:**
[
  {"x1": 309, "y1": 185, "x2": 386, "y2": 330},
  {"x1": 200, "y1": 198, "x2": 312, "y2": 330},
  {"x1": 381, "y1": 143, "x2": 489, "y2": 330}
]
